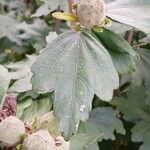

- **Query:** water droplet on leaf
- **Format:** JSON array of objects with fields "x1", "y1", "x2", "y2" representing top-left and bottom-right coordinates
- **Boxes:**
[{"x1": 80, "y1": 105, "x2": 86, "y2": 112}]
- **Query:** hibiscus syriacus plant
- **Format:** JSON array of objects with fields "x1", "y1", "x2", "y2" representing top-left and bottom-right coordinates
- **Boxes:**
[
  {"x1": 32, "y1": 0, "x2": 150, "y2": 137},
  {"x1": 0, "y1": 0, "x2": 150, "y2": 149}
]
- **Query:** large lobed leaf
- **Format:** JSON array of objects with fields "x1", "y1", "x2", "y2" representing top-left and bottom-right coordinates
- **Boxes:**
[
  {"x1": 107, "y1": 0, "x2": 150, "y2": 33},
  {"x1": 31, "y1": 30, "x2": 119, "y2": 137}
]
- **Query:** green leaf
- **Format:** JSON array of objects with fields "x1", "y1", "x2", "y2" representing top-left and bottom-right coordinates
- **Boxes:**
[
  {"x1": 46, "y1": 32, "x2": 58, "y2": 44},
  {"x1": 112, "y1": 87, "x2": 149, "y2": 122},
  {"x1": 16, "y1": 19, "x2": 50, "y2": 51},
  {"x1": 7, "y1": 55, "x2": 36, "y2": 80},
  {"x1": 93, "y1": 28, "x2": 136, "y2": 74},
  {"x1": 0, "y1": 0, "x2": 26, "y2": 13},
  {"x1": 107, "y1": 0, "x2": 150, "y2": 33},
  {"x1": 132, "y1": 49, "x2": 150, "y2": 97},
  {"x1": 107, "y1": 22, "x2": 132, "y2": 37},
  {"x1": 17, "y1": 95, "x2": 53, "y2": 123},
  {"x1": 132, "y1": 121, "x2": 150, "y2": 150},
  {"x1": 0, "y1": 15, "x2": 21, "y2": 45},
  {"x1": 31, "y1": 30, "x2": 119, "y2": 137},
  {"x1": 31, "y1": 4, "x2": 51, "y2": 17},
  {"x1": 70, "y1": 107, "x2": 125, "y2": 150},
  {"x1": 0, "y1": 65, "x2": 10, "y2": 106},
  {"x1": 70, "y1": 134, "x2": 101, "y2": 150},
  {"x1": 79, "y1": 107, "x2": 125, "y2": 140},
  {"x1": 112, "y1": 87, "x2": 150, "y2": 150},
  {"x1": 9, "y1": 73, "x2": 32, "y2": 93},
  {"x1": 140, "y1": 34, "x2": 150, "y2": 43},
  {"x1": 52, "y1": 12, "x2": 78, "y2": 22},
  {"x1": 41, "y1": 0, "x2": 68, "y2": 11},
  {"x1": 7, "y1": 55, "x2": 37, "y2": 93}
]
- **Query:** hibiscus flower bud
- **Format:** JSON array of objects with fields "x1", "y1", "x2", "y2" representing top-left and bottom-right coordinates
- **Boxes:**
[
  {"x1": 23, "y1": 130, "x2": 56, "y2": 150},
  {"x1": 76, "y1": 0, "x2": 107, "y2": 28},
  {"x1": 0, "y1": 116, "x2": 25, "y2": 147}
]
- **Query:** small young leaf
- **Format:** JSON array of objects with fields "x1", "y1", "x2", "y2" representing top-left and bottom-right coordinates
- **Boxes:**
[{"x1": 52, "y1": 12, "x2": 78, "y2": 22}]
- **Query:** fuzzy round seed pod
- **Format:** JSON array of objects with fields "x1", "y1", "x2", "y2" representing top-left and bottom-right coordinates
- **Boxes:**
[
  {"x1": 76, "y1": 0, "x2": 106, "y2": 28},
  {"x1": 23, "y1": 130, "x2": 56, "y2": 150},
  {"x1": 36, "y1": 112, "x2": 60, "y2": 138},
  {"x1": 0, "y1": 116, "x2": 25, "y2": 147}
]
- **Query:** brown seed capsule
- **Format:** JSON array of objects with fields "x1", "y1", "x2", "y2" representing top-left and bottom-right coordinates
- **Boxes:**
[
  {"x1": 0, "y1": 116, "x2": 25, "y2": 147},
  {"x1": 76, "y1": 0, "x2": 107, "y2": 28}
]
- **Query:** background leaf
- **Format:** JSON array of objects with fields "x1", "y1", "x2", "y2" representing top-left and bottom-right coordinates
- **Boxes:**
[
  {"x1": 70, "y1": 134, "x2": 101, "y2": 150},
  {"x1": 0, "y1": 15, "x2": 21, "y2": 45},
  {"x1": 112, "y1": 87, "x2": 150, "y2": 150},
  {"x1": 17, "y1": 94, "x2": 53, "y2": 122},
  {"x1": 79, "y1": 107, "x2": 125, "y2": 140},
  {"x1": 0, "y1": 65, "x2": 10, "y2": 106},
  {"x1": 107, "y1": 0, "x2": 150, "y2": 33},
  {"x1": 7, "y1": 55, "x2": 36, "y2": 93},
  {"x1": 40, "y1": 0, "x2": 68, "y2": 12},
  {"x1": 132, "y1": 49, "x2": 150, "y2": 98}
]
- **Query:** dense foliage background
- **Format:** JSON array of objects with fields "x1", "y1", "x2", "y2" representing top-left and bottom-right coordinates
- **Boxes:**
[{"x1": 0, "y1": 0, "x2": 150, "y2": 150}]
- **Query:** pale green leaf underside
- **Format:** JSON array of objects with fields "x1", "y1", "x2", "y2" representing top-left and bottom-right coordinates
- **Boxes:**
[
  {"x1": 31, "y1": 30, "x2": 119, "y2": 137},
  {"x1": 107, "y1": 0, "x2": 150, "y2": 33},
  {"x1": 0, "y1": 65, "x2": 10, "y2": 106}
]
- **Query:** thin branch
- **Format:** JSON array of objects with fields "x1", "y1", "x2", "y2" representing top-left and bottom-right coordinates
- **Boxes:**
[
  {"x1": 132, "y1": 42, "x2": 147, "y2": 48},
  {"x1": 55, "y1": 6, "x2": 61, "y2": 34},
  {"x1": 67, "y1": 0, "x2": 76, "y2": 28},
  {"x1": 127, "y1": 29, "x2": 134, "y2": 44},
  {"x1": 68, "y1": 0, "x2": 74, "y2": 13}
]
